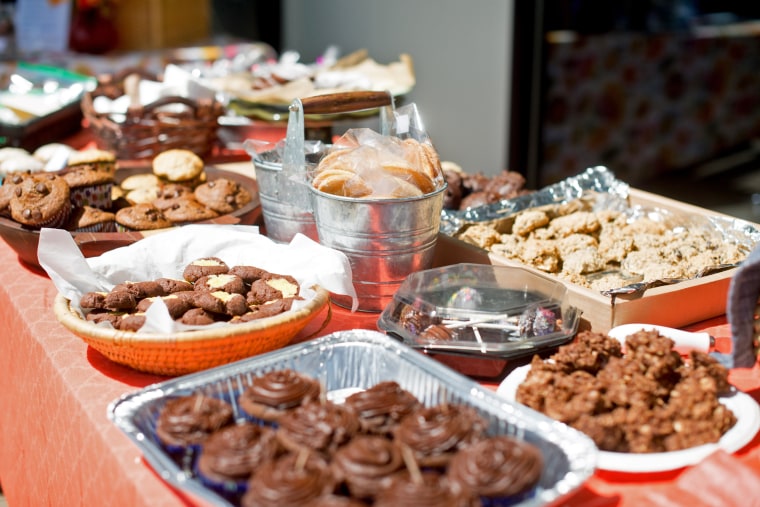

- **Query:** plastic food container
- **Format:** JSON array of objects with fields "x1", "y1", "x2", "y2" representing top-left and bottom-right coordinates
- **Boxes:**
[
  {"x1": 108, "y1": 329, "x2": 597, "y2": 507},
  {"x1": 378, "y1": 263, "x2": 581, "y2": 358}
]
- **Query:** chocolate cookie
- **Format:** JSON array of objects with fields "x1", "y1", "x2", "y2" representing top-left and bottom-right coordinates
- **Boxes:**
[
  {"x1": 9, "y1": 172, "x2": 71, "y2": 228},
  {"x1": 153, "y1": 183, "x2": 194, "y2": 210},
  {"x1": 136, "y1": 294, "x2": 193, "y2": 319},
  {"x1": 111, "y1": 280, "x2": 165, "y2": 299},
  {"x1": 179, "y1": 308, "x2": 220, "y2": 326},
  {"x1": 155, "y1": 278, "x2": 194, "y2": 294},
  {"x1": 246, "y1": 279, "x2": 284, "y2": 306},
  {"x1": 238, "y1": 298, "x2": 295, "y2": 322},
  {"x1": 162, "y1": 197, "x2": 219, "y2": 224},
  {"x1": 228, "y1": 265, "x2": 269, "y2": 284},
  {"x1": 115, "y1": 203, "x2": 173, "y2": 231},
  {"x1": 85, "y1": 309, "x2": 123, "y2": 328},
  {"x1": 183, "y1": 257, "x2": 230, "y2": 283},
  {"x1": 194, "y1": 178, "x2": 252, "y2": 214},
  {"x1": 194, "y1": 290, "x2": 249, "y2": 316},
  {"x1": 80, "y1": 291, "x2": 108, "y2": 310},
  {"x1": 194, "y1": 273, "x2": 247, "y2": 294},
  {"x1": 118, "y1": 312, "x2": 146, "y2": 332}
]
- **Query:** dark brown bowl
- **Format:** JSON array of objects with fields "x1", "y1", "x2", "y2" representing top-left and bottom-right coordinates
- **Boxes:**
[{"x1": 0, "y1": 164, "x2": 261, "y2": 269}]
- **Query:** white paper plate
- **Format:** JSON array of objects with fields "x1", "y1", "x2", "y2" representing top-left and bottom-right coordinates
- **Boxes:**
[{"x1": 497, "y1": 364, "x2": 760, "y2": 473}]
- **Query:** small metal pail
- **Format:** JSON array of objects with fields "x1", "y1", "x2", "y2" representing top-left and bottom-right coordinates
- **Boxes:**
[
  {"x1": 247, "y1": 90, "x2": 395, "y2": 243},
  {"x1": 310, "y1": 184, "x2": 447, "y2": 312},
  {"x1": 252, "y1": 150, "x2": 319, "y2": 243}
]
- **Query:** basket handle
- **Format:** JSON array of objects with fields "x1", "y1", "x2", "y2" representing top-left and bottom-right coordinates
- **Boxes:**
[{"x1": 299, "y1": 90, "x2": 394, "y2": 115}]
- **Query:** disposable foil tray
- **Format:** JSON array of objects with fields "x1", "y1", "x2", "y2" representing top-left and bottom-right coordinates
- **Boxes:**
[{"x1": 108, "y1": 330, "x2": 597, "y2": 507}]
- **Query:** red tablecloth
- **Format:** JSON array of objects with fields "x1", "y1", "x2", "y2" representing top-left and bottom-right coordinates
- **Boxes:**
[{"x1": 1, "y1": 236, "x2": 759, "y2": 507}]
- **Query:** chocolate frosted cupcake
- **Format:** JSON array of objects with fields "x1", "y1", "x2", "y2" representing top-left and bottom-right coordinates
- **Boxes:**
[
  {"x1": 61, "y1": 148, "x2": 116, "y2": 210},
  {"x1": 373, "y1": 470, "x2": 475, "y2": 507},
  {"x1": 331, "y1": 435, "x2": 404, "y2": 500},
  {"x1": 344, "y1": 381, "x2": 422, "y2": 436},
  {"x1": 154, "y1": 394, "x2": 234, "y2": 457},
  {"x1": 276, "y1": 400, "x2": 360, "y2": 458},
  {"x1": 241, "y1": 452, "x2": 336, "y2": 507},
  {"x1": 195, "y1": 422, "x2": 281, "y2": 500},
  {"x1": 447, "y1": 435, "x2": 544, "y2": 507},
  {"x1": 393, "y1": 403, "x2": 488, "y2": 469},
  {"x1": 8, "y1": 172, "x2": 71, "y2": 229},
  {"x1": 238, "y1": 369, "x2": 322, "y2": 425}
]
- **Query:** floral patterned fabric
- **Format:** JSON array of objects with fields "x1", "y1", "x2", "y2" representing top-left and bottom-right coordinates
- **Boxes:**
[{"x1": 539, "y1": 31, "x2": 760, "y2": 185}]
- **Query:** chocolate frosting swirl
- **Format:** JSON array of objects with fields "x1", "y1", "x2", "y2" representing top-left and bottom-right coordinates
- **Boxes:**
[
  {"x1": 447, "y1": 435, "x2": 544, "y2": 498},
  {"x1": 345, "y1": 381, "x2": 421, "y2": 435},
  {"x1": 277, "y1": 400, "x2": 359, "y2": 457},
  {"x1": 196, "y1": 423, "x2": 281, "y2": 481},
  {"x1": 240, "y1": 369, "x2": 322, "y2": 412},
  {"x1": 241, "y1": 453, "x2": 334, "y2": 507},
  {"x1": 393, "y1": 403, "x2": 487, "y2": 466},
  {"x1": 155, "y1": 394, "x2": 234, "y2": 447},
  {"x1": 331, "y1": 435, "x2": 404, "y2": 499}
]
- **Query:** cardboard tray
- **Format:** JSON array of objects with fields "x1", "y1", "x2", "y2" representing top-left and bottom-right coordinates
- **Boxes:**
[{"x1": 433, "y1": 188, "x2": 753, "y2": 334}]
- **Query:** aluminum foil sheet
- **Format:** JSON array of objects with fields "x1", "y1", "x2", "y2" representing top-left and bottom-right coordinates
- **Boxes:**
[
  {"x1": 108, "y1": 330, "x2": 597, "y2": 507},
  {"x1": 441, "y1": 166, "x2": 760, "y2": 298}
]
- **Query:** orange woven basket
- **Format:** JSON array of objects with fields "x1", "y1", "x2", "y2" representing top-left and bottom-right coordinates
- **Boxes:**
[
  {"x1": 53, "y1": 286, "x2": 331, "y2": 376},
  {"x1": 81, "y1": 68, "x2": 224, "y2": 161}
]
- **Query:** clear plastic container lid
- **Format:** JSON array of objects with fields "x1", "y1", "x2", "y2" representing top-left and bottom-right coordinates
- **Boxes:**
[{"x1": 378, "y1": 263, "x2": 581, "y2": 358}]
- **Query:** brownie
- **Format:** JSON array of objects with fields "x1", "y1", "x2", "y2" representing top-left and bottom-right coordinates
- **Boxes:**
[{"x1": 194, "y1": 178, "x2": 252, "y2": 214}]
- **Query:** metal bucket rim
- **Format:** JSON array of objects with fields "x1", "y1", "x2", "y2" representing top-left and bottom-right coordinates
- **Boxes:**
[{"x1": 309, "y1": 182, "x2": 448, "y2": 204}]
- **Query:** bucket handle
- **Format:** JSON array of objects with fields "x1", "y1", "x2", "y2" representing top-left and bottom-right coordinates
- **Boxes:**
[{"x1": 299, "y1": 90, "x2": 394, "y2": 115}]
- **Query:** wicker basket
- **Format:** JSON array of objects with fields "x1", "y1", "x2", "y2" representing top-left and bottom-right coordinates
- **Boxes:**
[
  {"x1": 53, "y1": 286, "x2": 331, "y2": 376},
  {"x1": 81, "y1": 68, "x2": 224, "y2": 160}
]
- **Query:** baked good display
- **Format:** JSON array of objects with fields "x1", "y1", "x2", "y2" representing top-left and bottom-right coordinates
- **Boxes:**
[
  {"x1": 132, "y1": 367, "x2": 547, "y2": 506},
  {"x1": 515, "y1": 329, "x2": 737, "y2": 453},
  {"x1": 8, "y1": 172, "x2": 71, "y2": 229},
  {"x1": 311, "y1": 136, "x2": 445, "y2": 199},
  {"x1": 447, "y1": 435, "x2": 544, "y2": 505},
  {"x1": 456, "y1": 195, "x2": 749, "y2": 292},
  {"x1": 78, "y1": 258, "x2": 305, "y2": 333}
]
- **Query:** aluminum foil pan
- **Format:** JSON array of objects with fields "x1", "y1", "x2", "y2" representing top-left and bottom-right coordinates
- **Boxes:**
[{"x1": 108, "y1": 330, "x2": 597, "y2": 507}]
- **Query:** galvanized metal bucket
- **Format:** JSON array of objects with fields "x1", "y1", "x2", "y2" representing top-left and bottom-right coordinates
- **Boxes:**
[
  {"x1": 310, "y1": 184, "x2": 447, "y2": 312},
  {"x1": 247, "y1": 91, "x2": 395, "y2": 243}
]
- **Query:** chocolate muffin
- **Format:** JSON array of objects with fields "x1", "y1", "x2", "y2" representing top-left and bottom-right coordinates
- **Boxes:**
[
  {"x1": 9, "y1": 172, "x2": 71, "y2": 229},
  {"x1": 61, "y1": 148, "x2": 116, "y2": 210},
  {"x1": 154, "y1": 394, "x2": 235, "y2": 451},
  {"x1": 276, "y1": 400, "x2": 360, "y2": 458},
  {"x1": 241, "y1": 453, "x2": 336, "y2": 507},
  {"x1": 331, "y1": 435, "x2": 405, "y2": 500}
]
